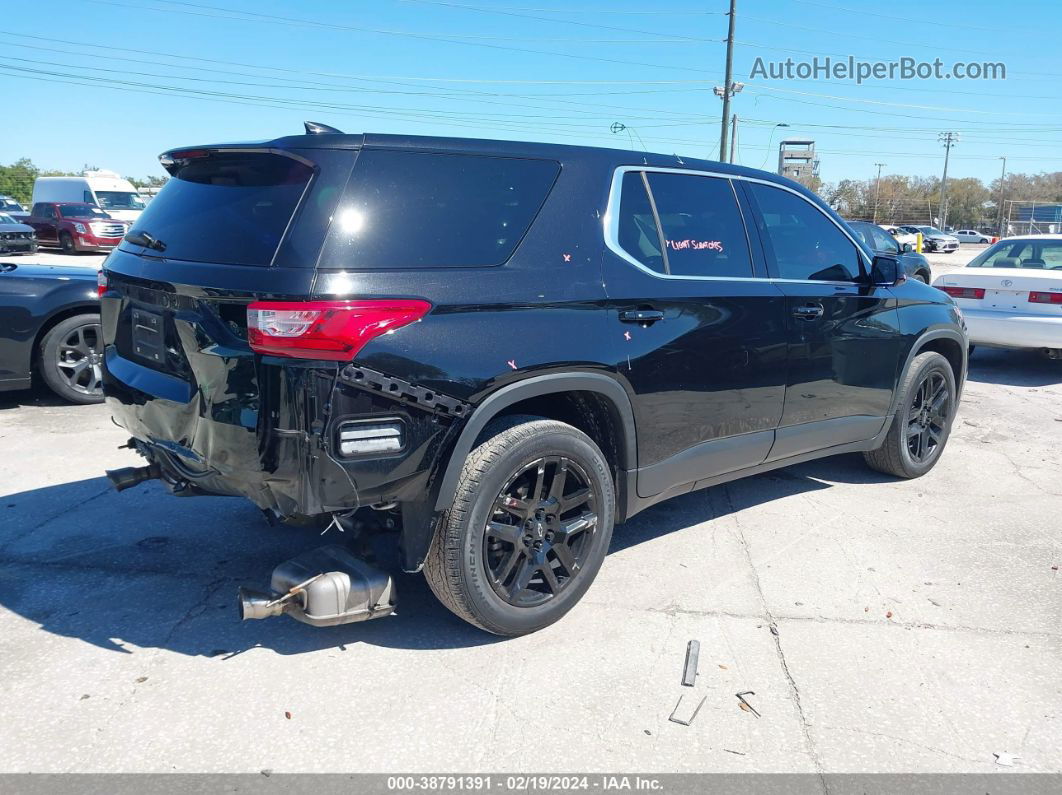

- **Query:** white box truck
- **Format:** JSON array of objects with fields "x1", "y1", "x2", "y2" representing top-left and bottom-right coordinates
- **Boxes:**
[{"x1": 31, "y1": 170, "x2": 146, "y2": 223}]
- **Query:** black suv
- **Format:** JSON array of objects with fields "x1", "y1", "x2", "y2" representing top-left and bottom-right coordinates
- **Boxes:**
[{"x1": 100, "y1": 126, "x2": 967, "y2": 636}]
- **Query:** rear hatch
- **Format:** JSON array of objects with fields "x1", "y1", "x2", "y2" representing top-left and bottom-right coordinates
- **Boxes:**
[
  {"x1": 936, "y1": 267, "x2": 1062, "y2": 315},
  {"x1": 101, "y1": 145, "x2": 352, "y2": 501}
]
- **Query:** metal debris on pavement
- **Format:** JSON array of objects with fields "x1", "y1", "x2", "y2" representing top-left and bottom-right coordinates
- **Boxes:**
[
  {"x1": 735, "y1": 691, "x2": 761, "y2": 718},
  {"x1": 681, "y1": 640, "x2": 700, "y2": 687},
  {"x1": 667, "y1": 694, "x2": 707, "y2": 727},
  {"x1": 993, "y1": 752, "x2": 1020, "y2": 767}
]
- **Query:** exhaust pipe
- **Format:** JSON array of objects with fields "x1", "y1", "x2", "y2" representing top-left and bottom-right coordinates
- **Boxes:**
[
  {"x1": 237, "y1": 588, "x2": 288, "y2": 620},
  {"x1": 106, "y1": 464, "x2": 162, "y2": 492}
]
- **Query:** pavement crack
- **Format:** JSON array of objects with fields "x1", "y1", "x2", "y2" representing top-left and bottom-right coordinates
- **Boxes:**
[
  {"x1": 0, "y1": 486, "x2": 112, "y2": 552},
  {"x1": 723, "y1": 484, "x2": 828, "y2": 791}
]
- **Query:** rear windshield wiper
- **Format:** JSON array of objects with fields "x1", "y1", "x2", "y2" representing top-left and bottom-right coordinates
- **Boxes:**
[{"x1": 124, "y1": 230, "x2": 166, "y2": 252}]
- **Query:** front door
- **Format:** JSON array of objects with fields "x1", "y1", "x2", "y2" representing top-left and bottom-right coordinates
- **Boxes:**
[
  {"x1": 603, "y1": 169, "x2": 788, "y2": 497},
  {"x1": 741, "y1": 181, "x2": 901, "y2": 461},
  {"x1": 30, "y1": 204, "x2": 58, "y2": 246}
]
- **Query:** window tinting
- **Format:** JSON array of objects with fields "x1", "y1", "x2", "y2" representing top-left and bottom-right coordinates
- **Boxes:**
[
  {"x1": 645, "y1": 173, "x2": 753, "y2": 278},
  {"x1": 616, "y1": 171, "x2": 664, "y2": 273},
  {"x1": 124, "y1": 152, "x2": 313, "y2": 266},
  {"x1": 321, "y1": 150, "x2": 560, "y2": 269},
  {"x1": 749, "y1": 183, "x2": 861, "y2": 282}
]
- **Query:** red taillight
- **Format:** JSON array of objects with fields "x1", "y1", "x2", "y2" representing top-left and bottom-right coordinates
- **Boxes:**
[
  {"x1": 97, "y1": 270, "x2": 107, "y2": 298},
  {"x1": 246, "y1": 300, "x2": 431, "y2": 361},
  {"x1": 1029, "y1": 291, "x2": 1062, "y2": 305},
  {"x1": 938, "y1": 286, "x2": 985, "y2": 300}
]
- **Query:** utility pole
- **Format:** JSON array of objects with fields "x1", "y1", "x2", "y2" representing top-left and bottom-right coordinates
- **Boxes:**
[
  {"x1": 729, "y1": 114, "x2": 738, "y2": 164},
  {"x1": 718, "y1": 0, "x2": 737, "y2": 162},
  {"x1": 938, "y1": 131, "x2": 958, "y2": 230},
  {"x1": 872, "y1": 162, "x2": 886, "y2": 224},
  {"x1": 996, "y1": 155, "x2": 1007, "y2": 239}
]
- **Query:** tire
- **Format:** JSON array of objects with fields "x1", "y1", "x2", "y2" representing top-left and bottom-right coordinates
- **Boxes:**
[
  {"x1": 424, "y1": 415, "x2": 615, "y2": 636},
  {"x1": 38, "y1": 314, "x2": 105, "y2": 404},
  {"x1": 912, "y1": 272, "x2": 929, "y2": 284},
  {"x1": 863, "y1": 351, "x2": 956, "y2": 479},
  {"x1": 59, "y1": 231, "x2": 77, "y2": 255}
]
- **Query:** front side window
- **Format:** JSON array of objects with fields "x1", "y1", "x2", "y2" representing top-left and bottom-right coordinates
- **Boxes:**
[
  {"x1": 749, "y1": 183, "x2": 862, "y2": 282},
  {"x1": 866, "y1": 224, "x2": 900, "y2": 254},
  {"x1": 646, "y1": 172, "x2": 753, "y2": 278}
]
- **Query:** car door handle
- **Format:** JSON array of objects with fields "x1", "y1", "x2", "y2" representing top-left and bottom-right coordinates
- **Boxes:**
[
  {"x1": 792, "y1": 303, "x2": 824, "y2": 320},
  {"x1": 619, "y1": 310, "x2": 664, "y2": 324}
]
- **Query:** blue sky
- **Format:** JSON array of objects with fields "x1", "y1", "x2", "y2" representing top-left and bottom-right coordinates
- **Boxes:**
[{"x1": 1, "y1": 0, "x2": 1060, "y2": 185}]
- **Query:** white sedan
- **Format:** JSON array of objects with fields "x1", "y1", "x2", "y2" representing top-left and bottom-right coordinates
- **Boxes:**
[
  {"x1": 933, "y1": 235, "x2": 1062, "y2": 355},
  {"x1": 955, "y1": 229, "x2": 992, "y2": 244}
]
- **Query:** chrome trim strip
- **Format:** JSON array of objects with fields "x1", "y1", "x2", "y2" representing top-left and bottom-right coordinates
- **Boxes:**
[{"x1": 602, "y1": 165, "x2": 870, "y2": 285}]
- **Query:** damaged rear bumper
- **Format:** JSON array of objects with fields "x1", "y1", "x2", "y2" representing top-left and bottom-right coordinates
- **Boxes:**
[{"x1": 103, "y1": 352, "x2": 467, "y2": 522}]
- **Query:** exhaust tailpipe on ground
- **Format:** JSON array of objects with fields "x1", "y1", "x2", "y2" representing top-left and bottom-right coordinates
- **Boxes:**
[
  {"x1": 105, "y1": 464, "x2": 162, "y2": 492},
  {"x1": 238, "y1": 545, "x2": 396, "y2": 627}
]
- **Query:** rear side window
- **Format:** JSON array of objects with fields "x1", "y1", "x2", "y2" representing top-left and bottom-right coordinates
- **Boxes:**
[
  {"x1": 616, "y1": 172, "x2": 665, "y2": 273},
  {"x1": 646, "y1": 173, "x2": 752, "y2": 278},
  {"x1": 748, "y1": 183, "x2": 861, "y2": 282},
  {"x1": 125, "y1": 153, "x2": 313, "y2": 266},
  {"x1": 320, "y1": 150, "x2": 560, "y2": 269}
]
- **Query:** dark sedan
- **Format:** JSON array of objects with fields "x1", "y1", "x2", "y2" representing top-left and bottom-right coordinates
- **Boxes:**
[
  {"x1": 848, "y1": 221, "x2": 932, "y2": 283},
  {"x1": 0, "y1": 212, "x2": 38, "y2": 256},
  {"x1": 0, "y1": 261, "x2": 102, "y2": 403}
]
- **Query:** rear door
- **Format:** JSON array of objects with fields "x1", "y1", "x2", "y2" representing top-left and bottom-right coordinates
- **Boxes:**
[
  {"x1": 603, "y1": 168, "x2": 788, "y2": 498},
  {"x1": 741, "y1": 181, "x2": 901, "y2": 461}
]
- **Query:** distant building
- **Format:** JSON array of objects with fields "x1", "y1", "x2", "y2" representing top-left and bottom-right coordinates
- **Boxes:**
[
  {"x1": 1015, "y1": 204, "x2": 1062, "y2": 223},
  {"x1": 777, "y1": 139, "x2": 819, "y2": 182}
]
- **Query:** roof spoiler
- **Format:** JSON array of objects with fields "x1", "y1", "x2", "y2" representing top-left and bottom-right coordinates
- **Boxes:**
[{"x1": 304, "y1": 121, "x2": 344, "y2": 135}]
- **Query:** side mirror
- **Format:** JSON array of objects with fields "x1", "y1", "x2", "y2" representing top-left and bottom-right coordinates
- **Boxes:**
[
  {"x1": 871, "y1": 255, "x2": 906, "y2": 287},
  {"x1": 901, "y1": 242, "x2": 913, "y2": 253}
]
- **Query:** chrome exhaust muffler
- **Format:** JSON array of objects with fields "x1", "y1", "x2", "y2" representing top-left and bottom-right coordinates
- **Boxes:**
[{"x1": 238, "y1": 545, "x2": 396, "y2": 627}]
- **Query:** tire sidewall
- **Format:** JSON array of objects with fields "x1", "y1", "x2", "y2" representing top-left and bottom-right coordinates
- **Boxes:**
[
  {"x1": 454, "y1": 426, "x2": 614, "y2": 635},
  {"x1": 60, "y1": 232, "x2": 76, "y2": 254},
  {"x1": 39, "y1": 314, "x2": 104, "y2": 404},
  {"x1": 895, "y1": 353, "x2": 956, "y2": 476}
]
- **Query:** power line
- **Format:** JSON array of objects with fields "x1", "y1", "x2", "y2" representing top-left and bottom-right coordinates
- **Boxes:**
[{"x1": 396, "y1": 0, "x2": 720, "y2": 37}]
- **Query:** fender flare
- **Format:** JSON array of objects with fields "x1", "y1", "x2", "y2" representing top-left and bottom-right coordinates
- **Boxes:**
[
  {"x1": 888, "y1": 327, "x2": 968, "y2": 419},
  {"x1": 431, "y1": 372, "x2": 637, "y2": 513}
]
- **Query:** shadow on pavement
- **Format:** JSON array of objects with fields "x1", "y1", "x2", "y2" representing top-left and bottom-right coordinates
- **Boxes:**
[
  {"x1": 0, "y1": 451, "x2": 894, "y2": 658},
  {"x1": 966, "y1": 347, "x2": 1062, "y2": 387}
]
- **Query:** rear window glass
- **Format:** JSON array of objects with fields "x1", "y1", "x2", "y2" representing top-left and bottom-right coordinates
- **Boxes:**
[
  {"x1": 125, "y1": 153, "x2": 313, "y2": 266},
  {"x1": 968, "y1": 240, "x2": 1062, "y2": 269},
  {"x1": 319, "y1": 150, "x2": 560, "y2": 269}
]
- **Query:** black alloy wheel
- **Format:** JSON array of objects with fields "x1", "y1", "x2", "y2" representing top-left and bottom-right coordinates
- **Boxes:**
[
  {"x1": 483, "y1": 455, "x2": 599, "y2": 608},
  {"x1": 863, "y1": 351, "x2": 956, "y2": 479},
  {"x1": 905, "y1": 370, "x2": 951, "y2": 464},
  {"x1": 423, "y1": 416, "x2": 615, "y2": 636}
]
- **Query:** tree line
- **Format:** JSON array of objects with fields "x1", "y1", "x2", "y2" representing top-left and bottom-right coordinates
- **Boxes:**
[
  {"x1": 0, "y1": 158, "x2": 168, "y2": 206},
  {"x1": 803, "y1": 171, "x2": 1062, "y2": 230}
]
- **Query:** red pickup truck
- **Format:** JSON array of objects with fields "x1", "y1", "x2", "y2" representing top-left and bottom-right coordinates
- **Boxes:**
[{"x1": 23, "y1": 202, "x2": 127, "y2": 254}]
